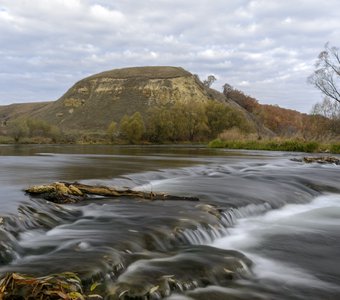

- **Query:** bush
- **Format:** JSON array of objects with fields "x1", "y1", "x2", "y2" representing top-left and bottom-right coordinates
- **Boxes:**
[
  {"x1": 208, "y1": 138, "x2": 224, "y2": 148},
  {"x1": 0, "y1": 135, "x2": 14, "y2": 144},
  {"x1": 330, "y1": 143, "x2": 340, "y2": 154},
  {"x1": 19, "y1": 137, "x2": 54, "y2": 144},
  {"x1": 303, "y1": 141, "x2": 320, "y2": 153}
]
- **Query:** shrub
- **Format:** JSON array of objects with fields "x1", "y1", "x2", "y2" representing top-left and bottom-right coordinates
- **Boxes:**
[
  {"x1": 209, "y1": 138, "x2": 320, "y2": 153},
  {"x1": 208, "y1": 138, "x2": 224, "y2": 148},
  {"x1": 0, "y1": 135, "x2": 14, "y2": 144},
  {"x1": 330, "y1": 143, "x2": 340, "y2": 154}
]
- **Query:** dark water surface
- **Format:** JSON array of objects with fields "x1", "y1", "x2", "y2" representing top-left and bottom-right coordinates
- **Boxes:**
[{"x1": 0, "y1": 145, "x2": 339, "y2": 299}]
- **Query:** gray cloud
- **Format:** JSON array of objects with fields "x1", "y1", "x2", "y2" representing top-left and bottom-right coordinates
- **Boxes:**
[{"x1": 0, "y1": 0, "x2": 339, "y2": 112}]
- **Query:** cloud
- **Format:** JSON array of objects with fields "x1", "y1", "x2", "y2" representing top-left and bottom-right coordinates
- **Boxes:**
[{"x1": 0, "y1": 0, "x2": 340, "y2": 112}]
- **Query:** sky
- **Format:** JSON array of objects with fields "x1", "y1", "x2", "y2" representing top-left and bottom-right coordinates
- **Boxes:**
[{"x1": 1, "y1": 0, "x2": 340, "y2": 113}]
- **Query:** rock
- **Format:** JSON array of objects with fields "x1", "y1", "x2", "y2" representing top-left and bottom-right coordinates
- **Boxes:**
[
  {"x1": 303, "y1": 156, "x2": 340, "y2": 165},
  {"x1": 108, "y1": 246, "x2": 252, "y2": 299},
  {"x1": 291, "y1": 156, "x2": 340, "y2": 165},
  {"x1": 196, "y1": 204, "x2": 223, "y2": 218}
]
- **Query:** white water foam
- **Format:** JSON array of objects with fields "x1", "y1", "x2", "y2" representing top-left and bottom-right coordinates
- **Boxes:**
[
  {"x1": 213, "y1": 194, "x2": 340, "y2": 249},
  {"x1": 212, "y1": 194, "x2": 340, "y2": 289}
]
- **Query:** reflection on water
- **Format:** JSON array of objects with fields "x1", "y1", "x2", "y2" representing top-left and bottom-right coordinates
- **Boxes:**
[{"x1": 0, "y1": 145, "x2": 340, "y2": 299}]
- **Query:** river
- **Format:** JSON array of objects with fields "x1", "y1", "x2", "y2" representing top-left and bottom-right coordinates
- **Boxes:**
[{"x1": 0, "y1": 144, "x2": 339, "y2": 299}]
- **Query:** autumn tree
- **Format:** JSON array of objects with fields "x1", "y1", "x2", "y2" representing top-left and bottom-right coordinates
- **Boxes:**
[
  {"x1": 7, "y1": 118, "x2": 62, "y2": 143},
  {"x1": 228, "y1": 89, "x2": 259, "y2": 113},
  {"x1": 7, "y1": 119, "x2": 29, "y2": 142},
  {"x1": 312, "y1": 97, "x2": 340, "y2": 119},
  {"x1": 308, "y1": 43, "x2": 340, "y2": 104},
  {"x1": 146, "y1": 106, "x2": 175, "y2": 142},
  {"x1": 205, "y1": 101, "x2": 249, "y2": 136},
  {"x1": 26, "y1": 119, "x2": 51, "y2": 137},
  {"x1": 119, "y1": 112, "x2": 145, "y2": 143},
  {"x1": 172, "y1": 102, "x2": 209, "y2": 141},
  {"x1": 107, "y1": 121, "x2": 118, "y2": 142}
]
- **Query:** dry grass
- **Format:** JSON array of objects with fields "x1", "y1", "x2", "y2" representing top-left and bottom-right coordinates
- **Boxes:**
[{"x1": 218, "y1": 127, "x2": 258, "y2": 141}]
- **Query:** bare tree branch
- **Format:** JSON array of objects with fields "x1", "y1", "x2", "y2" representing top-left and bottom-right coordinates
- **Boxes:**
[{"x1": 309, "y1": 43, "x2": 340, "y2": 104}]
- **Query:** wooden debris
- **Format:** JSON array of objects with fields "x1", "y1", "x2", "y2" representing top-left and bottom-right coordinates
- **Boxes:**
[{"x1": 25, "y1": 182, "x2": 199, "y2": 204}]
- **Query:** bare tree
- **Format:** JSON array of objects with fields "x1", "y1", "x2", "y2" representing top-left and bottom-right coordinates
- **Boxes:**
[
  {"x1": 312, "y1": 97, "x2": 340, "y2": 119},
  {"x1": 308, "y1": 43, "x2": 340, "y2": 103},
  {"x1": 203, "y1": 75, "x2": 216, "y2": 88},
  {"x1": 222, "y1": 83, "x2": 234, "y2": 98}
]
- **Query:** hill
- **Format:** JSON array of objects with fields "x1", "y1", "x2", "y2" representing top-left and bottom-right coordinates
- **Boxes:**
[
  {"x1": 0, "y1": 66, "x2": 259, "y2": 138},
  {"x1": 27, "y1": 66, "x2": 220, "y2": 131}
]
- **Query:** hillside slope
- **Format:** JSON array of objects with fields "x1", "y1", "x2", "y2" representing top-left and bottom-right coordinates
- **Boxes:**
[{"x1": 0, "y1": 102, "x2": 49, "y2": 127}]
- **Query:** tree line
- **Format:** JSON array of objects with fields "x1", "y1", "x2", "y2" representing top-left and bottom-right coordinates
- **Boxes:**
[
  {"x1": 107, "y1": 100, "x2": 254, "y2": 144},
  {"x1": 5, "y1": 118, "x2": 62, "y2": 143}
]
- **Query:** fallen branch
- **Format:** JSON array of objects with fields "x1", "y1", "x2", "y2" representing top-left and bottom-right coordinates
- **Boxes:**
[{"x1": 25, "y1": 182, "x2": 199, "y2": 204}]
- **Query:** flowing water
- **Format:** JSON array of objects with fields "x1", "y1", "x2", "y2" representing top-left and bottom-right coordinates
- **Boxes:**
[{"x1": 0, "y1": 144, "x2": 339, "y2": 299}]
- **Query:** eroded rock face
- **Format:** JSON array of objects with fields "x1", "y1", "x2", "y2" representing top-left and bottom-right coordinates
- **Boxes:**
[{"x1": 31, "y1": 66, "x2": 214, "y2": 131}]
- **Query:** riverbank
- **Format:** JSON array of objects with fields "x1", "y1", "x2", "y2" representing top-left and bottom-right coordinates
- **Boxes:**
[
  {"x1": 208, "y1": 138, "x2": 340, "y2": 154},
  {"x1": 2, "y1": 133, "x2": 340, "y2": 155}
]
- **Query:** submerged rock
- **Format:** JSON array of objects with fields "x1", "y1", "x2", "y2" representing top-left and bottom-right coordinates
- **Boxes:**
[
  {"x1": 291, "y1": 156, "x2": 340, "y2": 165},
  {"x1": 0, "y1": 246, "x2": 253, "y2": 299},
  {"x1": 108, "y1": 246, "x2": 252, "y2": 299}
]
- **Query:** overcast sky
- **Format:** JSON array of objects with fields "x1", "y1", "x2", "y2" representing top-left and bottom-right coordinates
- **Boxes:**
[{"x1": 1, "y1": 0, "x2": 339, "y2": 112}]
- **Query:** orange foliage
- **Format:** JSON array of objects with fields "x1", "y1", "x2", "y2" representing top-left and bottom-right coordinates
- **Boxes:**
[{"x1": 227, "y1": 88, "x2": 331, "y2": 139}]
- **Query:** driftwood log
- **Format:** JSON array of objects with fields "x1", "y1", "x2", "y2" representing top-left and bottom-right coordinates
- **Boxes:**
[{"x1": 25, "y1": 182, "x2": 199, "y2": 204}]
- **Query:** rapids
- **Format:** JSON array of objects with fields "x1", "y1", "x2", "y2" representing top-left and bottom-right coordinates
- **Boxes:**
[{"x1": 0, "y1": 145, "x2": 339, "y2": 299}]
